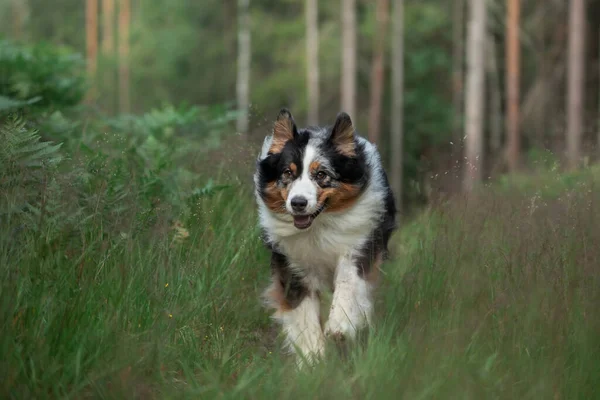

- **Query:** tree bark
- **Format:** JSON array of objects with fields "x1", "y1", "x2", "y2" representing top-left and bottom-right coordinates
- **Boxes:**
[
  {"x1": 452, "y1": 0, "x2": 464, "y2": 146},
  {"x1": 566, "y1": 0, "x2": 585, "y2": 170},
  {"x1": 487, "y1": 34, "x2": 502, "y2": 154},
  {"x1": 118, "y1": 0, "x2": 131, "y2": 114},
  {"x1": 368, "y1": 0, "x2": 389, "y2": 145},
  {"x1": 341, "y1": 0, "x2": 356, "y2": 119},
  {"x1": 390, "y1": 0, "x2": 404, "y2": 211},
  {"x1": 506, "y1": 0, "x2": 520, "y2": 172},
  {"x1": 102, "y1": 0, "x2": 115, "y2": 113},
  {"x1": 86, "y1": 0, "x2": 99, "y2": 103},
  {"x1": 102, "y1": 0, "x2": 115, "y2": 55},
  {"x1": 463, "y1": 0, "x2": 486, "y2": 192},
  {"x1": 236, "y1": 0, "x2": 251, "y2": 135},
  {"x1": 306, "y1": 0, "x2": 320, "y2": 126}
]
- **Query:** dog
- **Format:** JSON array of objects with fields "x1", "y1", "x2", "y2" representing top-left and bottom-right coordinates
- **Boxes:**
[{"x1": 253, "y1": 108, "x2": 397, "y2": 366}]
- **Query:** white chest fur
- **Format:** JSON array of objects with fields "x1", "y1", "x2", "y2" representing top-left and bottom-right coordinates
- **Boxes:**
[{"x1": 259, "y1": 185, "x2": 386, "y2": 289}]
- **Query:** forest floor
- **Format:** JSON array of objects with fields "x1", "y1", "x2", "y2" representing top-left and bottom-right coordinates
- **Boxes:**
[{"x1": 2, "y1": 165, "x2": 600, "y2": 399}]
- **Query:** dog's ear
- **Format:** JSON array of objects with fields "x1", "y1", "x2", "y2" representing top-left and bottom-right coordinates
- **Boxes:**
[
  {"x1": 329, "y1": 112, "x2": 356, "y2": 157},
  {"x1": 269, "y1": 108, "x2": 298, "y2": 154}
]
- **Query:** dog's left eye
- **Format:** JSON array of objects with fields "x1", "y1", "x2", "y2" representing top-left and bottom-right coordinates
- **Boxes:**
[{"x1": 316, "y1": 171, "x2": 326, "y2": 181}]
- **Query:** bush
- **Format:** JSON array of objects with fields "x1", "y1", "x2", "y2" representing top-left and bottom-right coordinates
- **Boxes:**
[{"x1": 0, "y1": 40, "x2": 86, "y2": 114}]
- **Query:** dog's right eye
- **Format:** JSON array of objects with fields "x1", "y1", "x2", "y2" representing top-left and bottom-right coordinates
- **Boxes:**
[{"x1": 282, "y1": 169, "x2": 292, "y2": 179}]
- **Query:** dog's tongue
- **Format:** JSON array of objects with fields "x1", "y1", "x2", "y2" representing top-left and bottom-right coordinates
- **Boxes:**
[{"x1": 293, "y1": 215, "x2": 312, "y2": 229}]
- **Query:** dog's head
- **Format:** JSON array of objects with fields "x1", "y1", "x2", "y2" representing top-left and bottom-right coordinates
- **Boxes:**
[{"x1": 255, "y1": 108, "x2": 368, "y2": 230}]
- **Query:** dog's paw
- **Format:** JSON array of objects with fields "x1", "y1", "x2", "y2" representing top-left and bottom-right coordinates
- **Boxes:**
[
  {"x1": 288, "y1": 330, "x2": 325, "y2": 369},
  {"x1": 293, "y1": 341, "x2": 325, "y2": 369},
  {"x1": 324, "y1": 314, "x2": 360, "y2": 342}
]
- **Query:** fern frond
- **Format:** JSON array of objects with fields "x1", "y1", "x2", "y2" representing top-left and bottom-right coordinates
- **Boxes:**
[
  {"x1": 0, "y1": 115, "x2": 63, "y2": 171},
  {"x1": 0, "y1": 115, "x2": 63, "y2": 216}
]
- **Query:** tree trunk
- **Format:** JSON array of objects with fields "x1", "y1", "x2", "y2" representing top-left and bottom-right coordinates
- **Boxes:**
[
  {"x1": 567, "y1": 0, "x2": 585, "y2": 170},
  {"x1": 487, "y1": 34, "x2": 502, "y2": 154},
  {"x1": 102, "y1": 0, "x2": 115, "y2": 55},
  {"x1": 390, "y1": 0, "x2": 404, "y2": 212},
  {"x1": 306, "y1": 0, "x2": 320, "y2": 126},
  {"x1": 341, "y1": 0, "x2": 356, "y2": 119},
  {"x1": 236, "y1": 0, "x2": 251, "y2": 135},
  {"x1": 118, "y1": 0, "x2": 131, "y2": 114},
  {"x1": 452, "y1": 0, "x2": 464, "y2": 146},
  {"x1": 12, "y1": 0, "x2": 28, "y2": 41},
  {"x1": 86, "y1": 0, "x2": 99, "y2": 103},
  {"x1": 463, "y1": 0, "x2": 486, "y2": 192},
  {"x1": 102, "y1": 0, "x2": 115, "y2": 113},
  {"x1": 506, "y1": 0, "x2": 520, "y2": 172},
  {"x1": 368, "y1": 0, "x2": 389, "y2": 144}
]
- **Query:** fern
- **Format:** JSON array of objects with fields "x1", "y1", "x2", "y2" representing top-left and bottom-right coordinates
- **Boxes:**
[{"x1": 0, "y1": 115, "x2": 62, "y2": 215}]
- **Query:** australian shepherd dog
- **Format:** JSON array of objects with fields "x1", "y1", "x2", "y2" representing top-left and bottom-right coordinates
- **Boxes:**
[{"x1": 254, "y1": 109, "x2": 397, "y2": 367}]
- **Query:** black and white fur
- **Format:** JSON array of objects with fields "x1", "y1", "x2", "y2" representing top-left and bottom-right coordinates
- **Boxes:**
[{"x1": 253, "y1": 109, "x2": 397, "y2": 366}]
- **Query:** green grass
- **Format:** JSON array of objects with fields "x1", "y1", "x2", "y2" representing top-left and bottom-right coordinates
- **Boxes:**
[{"x1": 2, "y1": 164, "x2": 600, "y2": 399}]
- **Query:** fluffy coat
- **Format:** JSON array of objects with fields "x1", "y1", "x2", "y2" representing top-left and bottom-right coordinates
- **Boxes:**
[{"x1": 253, "y1": 109, "x2": 397, "y2": 366}]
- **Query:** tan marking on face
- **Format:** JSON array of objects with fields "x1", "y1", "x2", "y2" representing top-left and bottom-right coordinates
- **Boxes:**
[
  {"x1": 262, "y1": 181, "x2": 289, "y2": 213},
  {"x1": 289, "y1": 162, "x2": 297, "y2": 175},
  {"x1": 309, "y1": 161, "x2": 321, "y2": 174},
  {"x1": 317, "y1": 182, "x2": 362, "y2": 212},
  {"x1": 268, "y1": 118, "x2": 294, "y2": 154}
]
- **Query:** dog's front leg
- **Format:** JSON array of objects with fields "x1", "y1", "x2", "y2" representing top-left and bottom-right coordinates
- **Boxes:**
[
  {"x1": 264, "y1": 253, "x2": 324, "y2": 367},
  {"x1": 277, "y1": 292, "x2": 324, "y2": 367},
  {"x1": 324, "y1": 254, "x2": 374, "y2": 341}
]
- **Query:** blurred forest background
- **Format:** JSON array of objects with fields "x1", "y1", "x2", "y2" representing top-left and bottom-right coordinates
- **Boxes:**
[
  {"x1": 2, "y1": 0, "x2": 600, "y2": 205},
  {"x1": 2, "y1": 0, "x2": 600, "y2": 398}
]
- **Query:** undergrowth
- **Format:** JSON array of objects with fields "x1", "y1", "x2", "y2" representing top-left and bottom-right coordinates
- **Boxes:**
[{"x1": 1, "y1": 109, "x2": 599, "y2": 398}]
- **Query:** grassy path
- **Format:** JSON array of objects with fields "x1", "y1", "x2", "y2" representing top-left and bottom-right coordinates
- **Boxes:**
[{"x1": 2, "y1": 169, "x2": 600, "y2": 399}]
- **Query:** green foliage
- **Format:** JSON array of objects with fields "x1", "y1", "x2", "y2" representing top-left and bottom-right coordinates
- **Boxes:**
[
  {"x1": 107, "y1": 103, "x2": 237, "y2": 146},
  {"x1": 127, "y1": 0, "x2": 237, "y2": 111},
  {"x1": 2, "y1": 143, "x2": 599, "y2": 397},
  {"x1": 0, "y1": 94, "x2": 41, "y2": 112},
  {"x1": 526, "y1": 147, "x2": 561, "y2": 172},
  {"x1": 401, "y1": 3, "x2": 453, "y2": 182},
  {"x1": 496, "y1": 162, "x2": 600, "y2": 199},
  {"x1": 0, "y1": 115, "x2": 62, "y2": 215},
  {"x1": 0, "y1": 39, "x2": 86, "y2": 113}
]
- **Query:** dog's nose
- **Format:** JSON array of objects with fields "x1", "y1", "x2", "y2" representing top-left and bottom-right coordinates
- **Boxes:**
[{"x1": 291, "y1": 196, "x2": 308, "y2": 212}]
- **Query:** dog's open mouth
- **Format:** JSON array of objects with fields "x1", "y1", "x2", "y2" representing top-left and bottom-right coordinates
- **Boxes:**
[{"x1": 293, "y1": 202, "x2": 327, "y2": 230}]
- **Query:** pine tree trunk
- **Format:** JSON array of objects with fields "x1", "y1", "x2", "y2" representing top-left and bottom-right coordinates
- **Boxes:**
[
  {"x1": 102, "y1": 0, "x2": 115, "y2": 55},
  {"x1": 487, "y1": 34, "x2": 502, "y2": 154},
  {"x1": 118, "y1": 0, "x2": 131, "y2": 114},
  {"x1": 102, "y1": 0, "x2": 115, "y2": 113},
  {"x1": 368, "y1": 0, "x2": 389, "y2": 145},
  {"x1": 390, "y1": 0, "x2": 404, "y2": 211},
  {"x1": 452, "y1": 0, "x2": 464, "y2": 146},
  {"x1": 86, "y1": 0, "x2": 99, "y2": 103},
  {"x1": 506, "y1": 0, "x2": 520, "y2": 172},
  {"x1": 567, "y1": 0, "x2": 585, "y2": 170},
  {"x1": 306, "y1": 0, "x2": 320, "y2": 126},
  {"x1": 463, "y1": 0, "x2": 486, "y2": 192},
  {"x1": 341, "y1": 0, "x2": 356, "y2": 119},
  {"x1": 236, "y1": 0, "x2": 251, "y2": 135}
]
